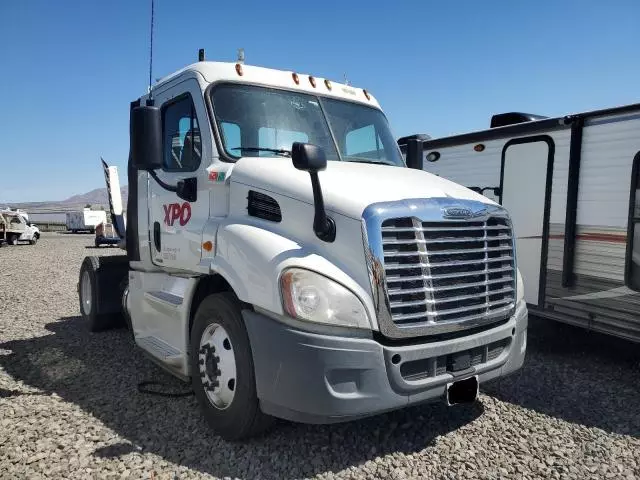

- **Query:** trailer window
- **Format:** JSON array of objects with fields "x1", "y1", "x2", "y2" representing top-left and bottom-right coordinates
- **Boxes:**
[
  {"x1": 627, "y1": 153, "x2": 640, "y2": 290},
  {"x1": 162, "y1": 95, "x2": 201, "y2": 172}
]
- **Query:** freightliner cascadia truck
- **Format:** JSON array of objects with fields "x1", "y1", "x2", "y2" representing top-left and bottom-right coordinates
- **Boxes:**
[{"x1": 79, "y1": 55, "x2": 528, "y2": 440}]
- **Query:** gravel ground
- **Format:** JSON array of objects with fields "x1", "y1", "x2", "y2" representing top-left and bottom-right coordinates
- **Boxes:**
[{"x1": 1, "y1": 233, "x2": 639, "y2": 480}]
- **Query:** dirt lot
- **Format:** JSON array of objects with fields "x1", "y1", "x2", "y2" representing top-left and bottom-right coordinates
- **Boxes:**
[{"x1": 1, "y1": 233, "x2": 639, "y2": 479}]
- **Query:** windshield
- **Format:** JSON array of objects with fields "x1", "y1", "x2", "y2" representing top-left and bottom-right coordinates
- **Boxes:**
[{"x1": 210, "y1": 84, "x2": 405, "y2": 167}]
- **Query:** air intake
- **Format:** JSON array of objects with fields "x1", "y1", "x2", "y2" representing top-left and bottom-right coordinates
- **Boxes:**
[{"x1": 247, "y1": 190, "x2": 281, "y2": 222}]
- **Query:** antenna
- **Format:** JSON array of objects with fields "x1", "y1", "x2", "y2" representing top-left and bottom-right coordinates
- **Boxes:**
[
  {"x1": 237, "y1": 48, "x2": 245, "y2": 64},
  {"x1": 147, "y1": 0, "x2": 155, "y2": 103},
  {"x1": 343, "y1": 73, "x2": 350, "y2": 86}
]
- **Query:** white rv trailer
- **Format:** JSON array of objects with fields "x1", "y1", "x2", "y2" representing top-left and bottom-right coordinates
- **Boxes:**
[
  {"x1": 66, "y1": 209, "x2": 108, "y2": 233},
  {"x1": 399, "y1": 103, "x2": 640, "y2": 342}
]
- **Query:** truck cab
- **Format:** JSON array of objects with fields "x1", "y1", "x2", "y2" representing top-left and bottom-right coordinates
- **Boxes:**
[{"x1": 79, "y1": 59, "x2": 528, "y2": 440}]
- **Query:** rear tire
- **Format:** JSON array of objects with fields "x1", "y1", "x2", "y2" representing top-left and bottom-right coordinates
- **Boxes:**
[
  {"x1": 9, "y1": 234, "x2": 18, "y2": 246},
  {"x1": 78, "y1": 256, "x2": 127, "y2": 332},
  {"x1": 190, "y1": 292, "x2": 273, "y2": 440}
]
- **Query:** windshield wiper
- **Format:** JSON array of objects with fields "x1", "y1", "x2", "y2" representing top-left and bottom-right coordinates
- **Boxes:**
[
  {"x1": 346, "y1": 158, "x2": 396, "y2": 166},
  {"x1": 230, "y1": 147, "x2": 291, "y2": 157}
]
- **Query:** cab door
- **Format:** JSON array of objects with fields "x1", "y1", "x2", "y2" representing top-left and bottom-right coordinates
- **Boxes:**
[
  {"x1": 147, "y1": 81, "x2": 210, "y2": 270},
  {"x1": 501, "y1": 137, "x2": 553, "y2": 306}
]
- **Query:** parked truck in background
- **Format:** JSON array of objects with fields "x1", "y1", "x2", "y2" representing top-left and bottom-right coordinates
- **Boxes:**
[
  {"x1": 0, "y1": 211, "x2": 40, "y2": 246},
  {"x1": 66, "y1": 208, "x2": 107, "y2": 233},
  {"x1": 78, "y1": 55, "x2": 528, "y2": 440}
]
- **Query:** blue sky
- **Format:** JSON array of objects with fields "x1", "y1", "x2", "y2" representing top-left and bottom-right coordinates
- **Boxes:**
[{"x1": 0, "y1": 0, "x2": 638, "y2": 202}]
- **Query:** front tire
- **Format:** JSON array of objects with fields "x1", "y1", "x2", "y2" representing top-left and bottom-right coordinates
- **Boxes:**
[
  {"x1": 29, "y1": 235, "x2": 38, "y2": 245},
  {"x1": 78, "y1": 256, "x2": 125, "y2": 332},
  {"x1": 190, "y1": 292, "x2": 273, "y2": 440}
]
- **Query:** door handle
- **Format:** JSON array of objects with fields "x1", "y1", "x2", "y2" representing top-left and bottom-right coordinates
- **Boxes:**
[{"x1": 153, "y1": 221, "x2": 161, "y2": 251}]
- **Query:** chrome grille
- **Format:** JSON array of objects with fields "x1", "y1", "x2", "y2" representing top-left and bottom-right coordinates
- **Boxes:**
[{"x1": 380, "y1": 215, "x2": 515, "y2": 329}]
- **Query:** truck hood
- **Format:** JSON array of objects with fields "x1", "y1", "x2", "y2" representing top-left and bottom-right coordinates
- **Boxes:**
[{"x1": 230, "y1": 157, "x2": 494, "y2": 219}]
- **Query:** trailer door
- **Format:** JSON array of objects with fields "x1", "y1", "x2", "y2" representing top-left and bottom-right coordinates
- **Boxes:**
[{"x1": 501, "y1": 137, "x2": 553, "y2": 306}]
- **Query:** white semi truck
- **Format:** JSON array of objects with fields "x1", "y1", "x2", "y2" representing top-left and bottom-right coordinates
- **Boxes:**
[{"x1": 79, "y1": 56, "x2": 528, "y2": 440}]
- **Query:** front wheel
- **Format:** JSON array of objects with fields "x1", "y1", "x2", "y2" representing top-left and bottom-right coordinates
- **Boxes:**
[
  {"x1": 78, "y1": 257, "x2": 124, "y2": 332},
  {"x1": 29, "y1": 235, "x2": 38, "y2": 245},
  {"x1": 190, "y1": 292, "x2": 273, "y2": 440}
]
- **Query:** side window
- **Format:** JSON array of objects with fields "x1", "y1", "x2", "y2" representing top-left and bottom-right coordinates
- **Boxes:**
[
  {"x1": 162, "y1": 95, "x2": 201, "y2": 171},
  {"x1": 345, "y1": 124, "x2": 383, "y2": 160},
  {"x1": 627, "y1": 153, "x2": 640, "y2": 289}
]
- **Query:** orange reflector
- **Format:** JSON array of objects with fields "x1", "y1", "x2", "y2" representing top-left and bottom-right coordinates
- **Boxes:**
[
  {"x1": 292, "y1": 72, "x2": 300, "y2": 84},
  {"x1": 235, "y1": 63, "x2": 243, "y2": 76},
  {"x1": 202, "y1": 241, "x2": 213, "y2": 252},
  {"x1": 324, "y1": 79, "x2": 332, "y2": 90},
  {"x1": 363, "y1": 89, "x2": 371, "y2": 100},
  {"x1": 474, "y1": 144, "x2": 485, "y2": 152},
  {"x1": 309, "y1": 76, "x2": 316, "y2": 88}
]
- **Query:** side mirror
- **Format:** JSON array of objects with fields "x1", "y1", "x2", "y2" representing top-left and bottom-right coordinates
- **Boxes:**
[
  {"x1": 405, "y1": 138, "x2": 424, "y2": 170},
  {"x1": 177, "y1": 177, "x2": 198, "y2": 202},
  {"x1": 131, "y1": 106, "x2": 163, "y2": 171},
  {"x1": 291, "y1": 142, "x2": 335, "y2": 242},
  {"x1": 292, "y1": 142, "x2": 327, "y2": 172}
]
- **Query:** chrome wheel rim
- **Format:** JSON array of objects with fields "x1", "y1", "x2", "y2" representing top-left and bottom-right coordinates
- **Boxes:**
[
  {"x1": 80, "y1": 271, "x2": 92, "y2": 315},
  {"x1": 199, "y1": 323, "x2": 236, "y2": 409}
]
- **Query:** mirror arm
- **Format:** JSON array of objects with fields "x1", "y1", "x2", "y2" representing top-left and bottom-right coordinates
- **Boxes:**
[
  {"x1": 148, "y1": 170, "x2": 178, "y2": 193},
  {"x1": 309, "y1": 172, "x2": 336, "y2": 242}
]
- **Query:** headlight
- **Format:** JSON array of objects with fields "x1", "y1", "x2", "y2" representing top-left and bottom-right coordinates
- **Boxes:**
[
  {"x1": 516, "y1": 268, "x2": 524, "y2": 304},
  {"x1": 280, "y1": 268, "x2": 370, "y2": 329}
]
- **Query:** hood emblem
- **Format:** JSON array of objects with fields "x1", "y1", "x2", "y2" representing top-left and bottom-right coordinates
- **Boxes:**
[{"x1": 442, "y1": 206, "x2": 485, "y2": 219}]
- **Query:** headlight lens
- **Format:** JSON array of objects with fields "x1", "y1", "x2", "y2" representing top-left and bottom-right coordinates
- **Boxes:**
[{"x1": 280, "y1": 268, "x2": 370, "y2": 329}]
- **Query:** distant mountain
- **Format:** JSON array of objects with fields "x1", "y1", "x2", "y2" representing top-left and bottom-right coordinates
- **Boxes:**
[
  {"x1": 61, "y1": 186, "x2": 129, "y2": 206},
  {"x1": 6, "y1": 186, "x2": 128, "y2": 213}
]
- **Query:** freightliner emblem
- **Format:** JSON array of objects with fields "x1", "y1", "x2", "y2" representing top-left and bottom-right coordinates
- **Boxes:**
[{"x1": 442, "y1": 206, "x2": 486, "y2": 219}]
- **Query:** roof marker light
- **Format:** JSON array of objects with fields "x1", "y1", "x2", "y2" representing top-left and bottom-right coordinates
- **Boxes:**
[
  {"x1": 324, "y1": 79, "x2": 332, "y2": 90},
  {"x1": 235, "y1": 63, "x2": 243, "y2": 76},
  {"x1": 309, "y1": 76, "x2": 316, "y2": 88},
  {"x1": 363, "y1": 89, "x2": 371, "y2": 100},
  {"x1": 292, "y1": 72, "x2": 300, "y2": 84}
]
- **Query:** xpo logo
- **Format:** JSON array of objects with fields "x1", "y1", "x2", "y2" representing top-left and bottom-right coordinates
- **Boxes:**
[{"x1": 163, "y1": 202, "x2": 192, "y2": 226}]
